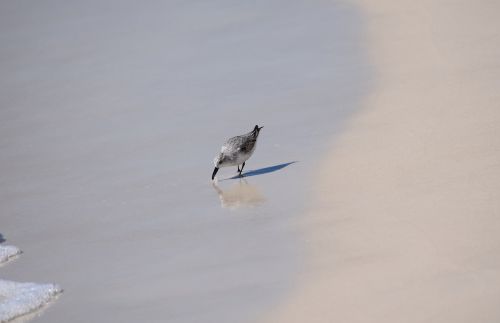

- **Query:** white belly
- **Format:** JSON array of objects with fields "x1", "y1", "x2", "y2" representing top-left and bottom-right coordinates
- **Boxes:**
[
  {"x1": 233, "y1": 150, "x2": 252, "y2": 165},
  {"x1": 221, "y1": 146, "x2": 255, "y2": 167}
]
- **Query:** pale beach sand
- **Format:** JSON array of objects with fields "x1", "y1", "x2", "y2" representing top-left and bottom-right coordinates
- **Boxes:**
[
  {"x1": 0, "y1": 246, "x2": 21, "y2": 266},
  {"x1": 264, "y1": 0, "x2": 500, "y2": 322},
  {"x1": 0, "y1": 1, "x2": 368, "y2": 322}
]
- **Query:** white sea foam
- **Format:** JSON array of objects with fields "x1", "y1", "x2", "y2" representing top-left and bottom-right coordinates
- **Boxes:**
[
  {"x1": 0, "y1": 246, "x2": 21, "y2": 265},
  {"x1": 0, "y1": 280, "x2": 62, "y2": 322}
]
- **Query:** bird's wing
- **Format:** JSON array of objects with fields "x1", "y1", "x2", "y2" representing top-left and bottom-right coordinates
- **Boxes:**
[
  {"x1": 240, "y1": 137, "x2": 256, "y2": 153},
  {"x1": 222, "y1": 134, "x2": 256, "y2": 155},
  {"x1": 225, "y1": 136, "x2": 244, "y2": 148}
]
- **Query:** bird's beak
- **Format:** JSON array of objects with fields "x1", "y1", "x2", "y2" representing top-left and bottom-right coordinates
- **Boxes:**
[
  {"x1": 258, "y1": 126, "x2": 263, "y2": 130},
  {"x1": 212, "y1": 167, "x2": 219, "y2": 180}
]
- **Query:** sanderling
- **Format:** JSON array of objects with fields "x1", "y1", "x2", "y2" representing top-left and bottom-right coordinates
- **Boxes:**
[{"x1": 212, "y1": 125, "x2": 263, "y2": 180}]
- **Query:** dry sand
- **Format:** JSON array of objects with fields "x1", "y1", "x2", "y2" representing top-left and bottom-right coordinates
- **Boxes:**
[{"x1": 264, "y1": 0, "x2": 500, "y2": 322}]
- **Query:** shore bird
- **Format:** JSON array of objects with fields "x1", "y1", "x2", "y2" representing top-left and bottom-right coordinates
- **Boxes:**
[{"x1": 212, "y1": 125, "x2": 263, "y2": 180}]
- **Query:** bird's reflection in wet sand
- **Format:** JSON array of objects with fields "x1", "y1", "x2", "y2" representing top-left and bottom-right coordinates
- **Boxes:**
[{"x1": 212, "y1": 179, "x2": 266, "y2": 209}]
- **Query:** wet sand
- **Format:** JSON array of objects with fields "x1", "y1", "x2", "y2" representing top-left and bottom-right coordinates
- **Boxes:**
[
  {"x1": 0, "y1": 1, "x2": 368, "y2": 322},
  {"x1": 264, "y1": 0, "x2": 500, "y2": 322}
]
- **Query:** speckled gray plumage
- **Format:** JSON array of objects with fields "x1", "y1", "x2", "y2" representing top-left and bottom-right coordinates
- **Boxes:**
[
  {"x1": 222, "y1": 130, "x2": 258, "y2": 162},
  {"x1": 213, "y1": 126, "x2": 262, "y2": 169}
]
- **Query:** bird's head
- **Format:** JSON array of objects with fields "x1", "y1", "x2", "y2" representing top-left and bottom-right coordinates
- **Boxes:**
[
  {"x1": 212, "y1": 153, "x2": 225, "y2": 180},
  {"x1": 213, "y1": 152, "x2": 225, "y2": 167}
]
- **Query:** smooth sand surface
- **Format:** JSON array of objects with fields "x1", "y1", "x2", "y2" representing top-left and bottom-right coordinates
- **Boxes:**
[
  {"x1": 0, "y1": 1, "x2": 368, "y2": 322},
  {"x1": 264, "y1": 0, "x2": 500, "y2": 322}
]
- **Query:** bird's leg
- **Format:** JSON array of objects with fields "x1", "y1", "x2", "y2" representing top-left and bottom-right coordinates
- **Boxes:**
[
  {"x1": 238, "y1": 162, "x2": 245, "y2": 177},
  {"x1": 237, "y1": 165, "x2": 241, "y2": 173}
]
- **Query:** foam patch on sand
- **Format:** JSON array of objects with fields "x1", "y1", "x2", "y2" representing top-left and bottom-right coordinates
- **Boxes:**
[
  {"x1": 0, "y1": 280, "x2": 62, "y2": 322},
  {"x1": 0, "y1": 246, "x2": 21, "y2": 265}
]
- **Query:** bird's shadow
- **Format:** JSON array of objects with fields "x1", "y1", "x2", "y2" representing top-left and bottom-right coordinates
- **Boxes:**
[{"x1": 224, "y1": 161, "x2": 297, "y2": 180}]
